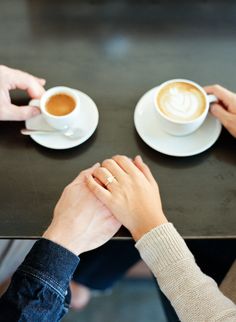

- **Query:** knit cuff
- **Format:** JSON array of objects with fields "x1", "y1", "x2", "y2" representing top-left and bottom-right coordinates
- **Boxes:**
[{"x1": 135, "y1": 223, "x2": 194, "y2": 273}]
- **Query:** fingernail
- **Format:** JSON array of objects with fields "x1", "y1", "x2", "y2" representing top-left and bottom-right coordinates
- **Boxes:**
[
  {"x1": 92, "y1": 162, "x2": 100, "y2": 168},
  {"x1": 137, "y1": 155, "x2": 143, "y2": 161},
  {"x1": 40, "y1": 78, "x2": 46, "y2": 85}
]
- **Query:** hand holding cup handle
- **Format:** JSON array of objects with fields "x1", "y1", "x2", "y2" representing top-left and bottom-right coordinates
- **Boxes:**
[
  {"x1": 29, "y1": 99, "x2": 41, "y2": 109},
  {"x1": 205, "y1": 84, "x2": 236, "y2": 138},
  {"x1": 207, "y1": 94, "x2": 218, "y2": 104},
  {"x1": 0, "y1": 65, "x2": 45, "y2": 121}
]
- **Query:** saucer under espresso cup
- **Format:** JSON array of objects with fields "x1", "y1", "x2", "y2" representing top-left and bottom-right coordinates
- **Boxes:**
[
  {"x1": 134, "y1": 86, "x2": 222, "y2": 157},
  {"x1": 154, "y1": 79, "x2": 217, "y2": 136},
  {"x1": 26, "y1": 89, "x2": 99, "y2": 150}
]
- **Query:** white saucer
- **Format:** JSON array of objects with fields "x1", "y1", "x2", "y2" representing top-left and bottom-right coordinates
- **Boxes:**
[
  {"x1": 134, "y1": 87, "x2": 222, "y2": 157},
  {"x1": 25, "y1": 90, "x2": 99, "y2": 150}
]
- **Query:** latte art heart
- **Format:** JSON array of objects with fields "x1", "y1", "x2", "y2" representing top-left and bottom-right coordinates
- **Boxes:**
[{"x1": 157, "y1": 82, "x2": 206, "y2": 122}]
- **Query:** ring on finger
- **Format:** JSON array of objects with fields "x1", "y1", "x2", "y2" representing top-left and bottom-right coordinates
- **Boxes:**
[{"x1": 105, "y1": 175, "x2": 116, "y2": 187}]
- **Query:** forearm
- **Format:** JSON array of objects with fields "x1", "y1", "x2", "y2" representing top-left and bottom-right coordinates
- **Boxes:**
[
  {"x1": 0, "y1": 238, "x2": 79, "y2": 322},
  {"x1": 136, "y1": 223, "x2": 236, "y2": 322}
]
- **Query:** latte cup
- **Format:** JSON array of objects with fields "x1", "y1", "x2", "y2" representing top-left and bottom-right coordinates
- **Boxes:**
[
  {"x1": 154, "y1": 79, "x2": 217, "y2": 136},
  {"x1": 29, "y1": 86, "x2": 80, "y2": 130}
]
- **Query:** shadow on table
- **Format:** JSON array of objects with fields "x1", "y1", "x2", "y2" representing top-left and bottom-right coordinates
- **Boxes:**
[
  {"x1": 134, "y1": 129, "x2": 211, "y2": 169},
  {"x1": 31, "y1": 129, "x2": 98, "y2": 161},
  {"x1": 213, "y1": 129, "x2": 236, "y2": 166},
  {"x1": 134, "y1": 126, "x2": 236, "y2": 169}
]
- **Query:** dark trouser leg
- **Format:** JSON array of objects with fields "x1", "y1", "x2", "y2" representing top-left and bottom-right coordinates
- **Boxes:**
[{"x1": 72, "y1": 239, "x2": 140, "y2": 290}]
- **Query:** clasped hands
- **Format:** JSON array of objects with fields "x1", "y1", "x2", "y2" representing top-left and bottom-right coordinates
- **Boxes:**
[{"x1": 43, "y1": 155, "x2": 168, "y2": 256}]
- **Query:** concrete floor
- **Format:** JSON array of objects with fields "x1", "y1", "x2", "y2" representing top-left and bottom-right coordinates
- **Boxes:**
[{"x1": 62, "y1": 279, "x2": 167, "y2": 322}]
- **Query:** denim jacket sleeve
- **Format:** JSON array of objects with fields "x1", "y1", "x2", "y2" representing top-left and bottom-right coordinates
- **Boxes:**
[{"x1": 0, "y1": 238, "x2": 80, "y2": 322}]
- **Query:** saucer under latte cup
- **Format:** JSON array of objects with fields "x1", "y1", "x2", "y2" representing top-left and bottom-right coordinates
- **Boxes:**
[
  {"x1": 154, "y1": 79, "x2": 217, "y2": 136},
  {"x1": 29, "y1": 86, "x2": 80, "y2": 130}
]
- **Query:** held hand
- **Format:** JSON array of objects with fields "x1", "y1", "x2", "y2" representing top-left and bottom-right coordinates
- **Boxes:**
[
  {"x1": 205, "y1": 84, "x2": 236, "y2": 137},
  {"x1": 87, "y1": 155, "x2": 168, "y2": 241},
  {"x1": 43, "y1": 163, "x2": 121, "y2": 256},
  {"x1": 0, "y1": 65, "x2": 45, "y2": 120}
]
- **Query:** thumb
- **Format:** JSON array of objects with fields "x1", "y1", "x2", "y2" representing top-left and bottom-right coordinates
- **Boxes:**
[
  {"x1": 86, "y1": 174, "x2": 111, "y2": 206},
  {"x1": 7, "y1": 104, "x2": 40, "y2": 121},
  {"x1": 211, "y1": 103, "x2": 230, "y2": 128}
]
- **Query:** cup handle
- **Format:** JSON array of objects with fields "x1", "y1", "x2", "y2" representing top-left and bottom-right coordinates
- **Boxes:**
[
  {"x1": 207, "y1": 94, "x2": 218, "y2": 104},
  {"x1": 29, "y1": 99, "x2": 41, "y2": 108}
]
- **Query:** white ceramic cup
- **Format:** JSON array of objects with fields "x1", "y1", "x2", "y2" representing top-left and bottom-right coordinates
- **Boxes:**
[
  {"x1": 30, "y1": 86, "x2": 80, "y2": 130},
  {"x1": 154, "y1": 79, "x2": 217, "y2": 136}
]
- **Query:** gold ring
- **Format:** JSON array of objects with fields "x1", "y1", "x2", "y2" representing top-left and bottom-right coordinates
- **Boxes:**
[{"x1": 105, "y1": 176, "x2": 116, "y2": 187}]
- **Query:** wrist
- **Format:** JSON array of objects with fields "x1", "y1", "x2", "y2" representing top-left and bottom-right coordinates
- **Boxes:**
[
  {"x1": 43, "y1": 223, "x2": 85, "y2": 256},
  {"x1": 131, "y1": 213, "x2": 168, "y2": 241}
]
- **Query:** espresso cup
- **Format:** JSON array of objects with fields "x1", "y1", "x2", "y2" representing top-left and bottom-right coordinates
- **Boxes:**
[
  {"x1": 30, "y1": 86, "x2": 80, "y2": 130},
  {"x1": 154, "y1": 79, "x2": 217, "y2": 136}
]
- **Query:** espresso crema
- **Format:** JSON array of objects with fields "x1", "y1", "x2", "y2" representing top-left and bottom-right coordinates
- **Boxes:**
[
  {"x1": 46, "y1": 93, "x2": 76, "y2": 116},
  {"x1": 157, "y1": 82, "x2": 206, "y2": 122}
]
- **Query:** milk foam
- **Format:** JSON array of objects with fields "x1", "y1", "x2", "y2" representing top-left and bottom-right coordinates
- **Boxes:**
[{"x1": 158, "y1": 83, "x2": 205, "y2": 122}]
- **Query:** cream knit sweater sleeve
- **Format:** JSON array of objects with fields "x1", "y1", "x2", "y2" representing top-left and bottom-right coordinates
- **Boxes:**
[{"x1": 135, "y1": 223, "x2": 236, "y2": 322}]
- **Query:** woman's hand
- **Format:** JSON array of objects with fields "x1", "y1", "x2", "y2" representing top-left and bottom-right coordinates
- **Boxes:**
[
  {"x1": 205, "y1": 84, "x2": 236, "y2": 138},
  {"x1": 87, "y1": 155, "x2": 168, "y2": 241},
  {"x1": 43, "y1": 163, "x2": 121, "y2": 256},
  {"x1": 0, "y1": 65, "x2": 45, "y2": 120}
]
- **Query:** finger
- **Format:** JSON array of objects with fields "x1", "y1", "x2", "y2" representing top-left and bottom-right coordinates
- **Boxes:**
[
  {"x1": 102, "y1": 158, "x2": 127, "y2": 182},
  {"x1": 210, "y1": 103, "x2": 231, "y2": 128},
  {"x1": 226, "y1": 116, "x2": 236, "y2": 138},
  {"x1": 9, "y1": 68, "x2": 46, "y2": 98},
  {"x1": 133, "y1": 155, "x2": 156, "y2": 185},
  {"x1": 86, "y1": 174, "x2": 112, "y2": 206},
  {"x1": 6, "y1": 104, "x2": 40, "y2": 121},
  {"x1": 88, "y1": 162, "x2": 101, "y2": 172},
  {"x1": 93, "y1": 167, "x2": 118, "y2": 191},
  {"x1": 38, "y1": 78, "x2": 46, "y2": 86},
  {"x1": 71, "y1": 163, "x2": 100, "y2": 185},
  {"x1": 112, "y1": 155, "x2": 139, "y2": 176},
  {"x1": 211, "y1": 104, "x2": 236, "y2": 137},
  {"x1": 204, "y1": 85, "x2": 235, "y2": 109}
]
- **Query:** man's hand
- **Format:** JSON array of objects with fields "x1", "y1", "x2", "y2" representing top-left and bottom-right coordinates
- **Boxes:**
[
  {"x1": 205, "y1": 84, "x2": 236, "y2": 138},
  {"x1": 0, "y1": 65, "x2": 45, "y2": 121},
  {"x1": 43, "y1": 163, "x2": 121, "y2": 256}
]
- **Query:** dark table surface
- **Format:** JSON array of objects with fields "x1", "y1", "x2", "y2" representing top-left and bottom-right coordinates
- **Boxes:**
[{"x1": 0, "y1": 0, "x2": 235, "y2": 238}]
